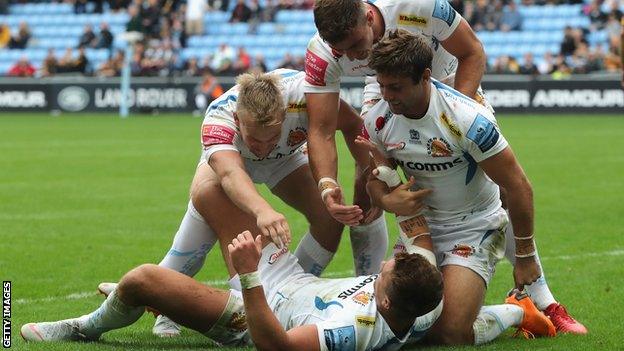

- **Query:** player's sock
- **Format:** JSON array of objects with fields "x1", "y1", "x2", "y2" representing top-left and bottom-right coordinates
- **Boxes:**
[
  {"x1": 472, "y1": 304, "x2": 523, "y2": 345},
  {"x1": 78, "y1": 289, "x2": 144, "y2": 339},
  {"x1": 504, "y1": 218, "x2": 556, "y2": 310},
  {"x1": 158, "y1": 200, "x2": 218, "y2": 277},
  {"x1": 294, "y1": 231, "x2": 335, "y2": 276},
  {"x1": 349, "y1": 215, "x2": 388, "y2": 275}
]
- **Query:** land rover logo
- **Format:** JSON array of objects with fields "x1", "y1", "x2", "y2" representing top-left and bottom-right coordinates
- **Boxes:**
[{"x1": 58, "y1": 86, "x2": 89, "y2": 111}]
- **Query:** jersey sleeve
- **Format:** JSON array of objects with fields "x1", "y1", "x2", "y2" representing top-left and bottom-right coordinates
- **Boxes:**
[
  {"x1": 428, "y1": 0, "x2": 462, "y2": 41},
  {"x1": 316, "y1": 321, "x2": 358, "y2": 351},
  {"x1": 459, "y1": 111, "x2": 508, "y2": 163},
  {"x1": 201, "y1": 95, "x2": 240, "y2": 163},
  {"x1": 303, "y1": 34, "x2": 343, "y2": 94}
]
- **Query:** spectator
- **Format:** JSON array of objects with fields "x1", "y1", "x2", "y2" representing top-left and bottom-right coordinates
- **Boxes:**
[
  {"x1": 569, "y1": 42, "x2": 590, "y2": 73},
  {"x1": 277, "y1": 53, "x2": 297, "y2": 69},
  {"x1": 96, "y1": 50, "x2": 125, "y2": 77},
  {"x1": 183, "y1": 57, "x2": 202, "y2": 76},
  {"x1": 491, "y1": 55, "x2": 519, "y2": 74},
  {"x1": 58, "y1": 48, "x2": 75, "y2": 69},
  {"x1": 586, "y1": 44, "x2": 606, "y2": 72},
  {"x1": 261, "y1": 0, "x2": 278, "y2": 22},
  {"x1": 170, "y1": 19, "x2": 187, "y2": 49},
  {"x1": 8, "y1": 22, "x2": 30, "y2": 49},
  {"x1": 73, "y1": 47, "x2": 89, "y2": 74},
  {"x1": 603, "y1": 34, "x2": 622, "y2": 72},
  {"x1": 584, "y1": 0, "x2": 607, "y2": 31},
  {"x1": 78, "y1": 25, "x2": 97, "y2": 48},
  {"x1": 251, "y1": 53, "x2": 267, "y2": 73},
  {"x1": 142, "y1": 0, "x2": 162, "y2": 37},
  {"x1": 233, "y1": 46, "x2": 252, "y2": 73},
  {"x1": 471, "y1": 0, "x2": 494, "y2": 31},
  {"x1": 194, "y1": 72, "x2": 224, "y2": 113},
  {"x1": 109, "y1": 0, "x2": 130, "y2": 11},
  {"x1": 483, "y1": 0, "x2": 503, "y2": 31},
  {"x1": 94, "y1": 22, "x2": 114, "y2": 49},
  {"x1": 126, "y1": 5, "x2": 144, "y2": 33},
  {"x1": 211, "y1": 43, "x2": 236, "y2": 74},
  {"x1": 605, "y1": 12, "x2": 621, "y2": 39},
  {"x1": 560, "y1": 26, "x2": 578, "y2": 56},
  {"x1": 74, "y1": 0, "x2": 88, "y2": 14},
  {"x1": 519, "y1": 52, "x2": 539, "y2": 75},
  {"x1": 606, "y1": 1, "x2": 622, "y2": 22},
  {"x1": 538, "y1": 51, "x2": 555, "y2": 74},
  {"x1": 186, "y1": 0, "x2": 207, "y2": 35},
  {"x1": 230, "y1": 0, "x2": 251, "y2": 23},
  {"x1": 0, "y1": 0, "x2": 7, "y2": 15},
  {"x1": 248, "y1": 0, "x2": 264, "y2": 33},
  {"x1": 500, "y1": 1, "x2": 522, "y2": 32},
  {"x1": 40, "y1": 49, "x2": 58, "y2": 77},
  {"x1": 0, "y1": 23, "x2": 10, "y2": 48},
  {"x1": 8, "y1": 57, "x2": 36, "y2": 77}
]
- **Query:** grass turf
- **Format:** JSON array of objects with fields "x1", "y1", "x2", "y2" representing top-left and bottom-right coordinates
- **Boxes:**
[{"x1": 1, "y1": 113, "x2": 622, "y2": 350}]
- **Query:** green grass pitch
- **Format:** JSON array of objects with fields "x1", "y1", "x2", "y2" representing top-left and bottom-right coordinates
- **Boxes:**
[{"x1": 1, "y1": 113, "x2": 622, "y2": 350}]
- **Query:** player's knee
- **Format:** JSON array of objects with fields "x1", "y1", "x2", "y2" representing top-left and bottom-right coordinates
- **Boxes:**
[
  {"x1": 428, "y1": 318, "x2": 474, "y2": 345},
  {"x1": 118, "y1": 264, "x2": 160, "y2": 298},
  {"x1": 190, "y1": 177, "x2": 220, "y2": 212}
]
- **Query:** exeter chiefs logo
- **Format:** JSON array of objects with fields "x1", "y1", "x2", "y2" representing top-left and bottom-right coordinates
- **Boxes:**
[
  {"x1": 427, "y1": 137, "x2": 452, "y2": 157},
  {"x1": 287, "y1": 127, "x2": 307, "y2": 147}
]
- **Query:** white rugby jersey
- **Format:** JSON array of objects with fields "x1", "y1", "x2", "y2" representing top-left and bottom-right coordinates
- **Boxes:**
[
  {"x1": 270, "y1": 274, "x2": 443, "y2": 351},
  {"x1": 304, "y1": 0, "x2": 461, "y2": 93},
  {"x1": 362, "y1": 80, "x2": 508, "y2": 225},
  {"x1": 201, "y1": 69, "x2": 310, "y2": 162}
]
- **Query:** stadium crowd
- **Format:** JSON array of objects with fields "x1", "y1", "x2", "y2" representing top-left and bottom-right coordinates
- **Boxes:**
[{"x1": 0, "y1": 0, "x2": 622, "y2": 78}]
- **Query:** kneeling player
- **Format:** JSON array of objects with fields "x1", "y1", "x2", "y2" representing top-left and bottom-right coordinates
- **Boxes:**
[{"x1": 102, "y1": 70, "x2": 368, "y2": 337}]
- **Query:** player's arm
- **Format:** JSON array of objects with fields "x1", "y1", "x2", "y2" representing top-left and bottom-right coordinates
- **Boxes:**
[
  {"x1": 306, "y1": 92, "x2": 363, "y2": 226},
  {"x1": 228, "y1": 232, "x2": 320, "y2": 351},
  {"x1": 209, "y1": 151, "x2": 290, "y2": 247},
  {"x1": 441, "y1": 19, "x2": 486, "y2": 98},
  {"x1": 479, "y1": 147, "x2": 540, "y2": 289},
  {"x1": 620, "y1": 17, "x2": 623, "y2": 88}
]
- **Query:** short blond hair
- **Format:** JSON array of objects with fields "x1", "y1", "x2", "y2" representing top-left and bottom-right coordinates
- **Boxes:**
[{"x1": 236, "y1": 73, "x2": 284, "y2": 126}]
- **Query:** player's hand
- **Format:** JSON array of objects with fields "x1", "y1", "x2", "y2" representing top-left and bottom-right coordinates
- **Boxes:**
[
  {"x1": 354, "y1": 135, "x2": 392, "y2": 169},
  {"x1": 381, "y1": 177, "x2": 432, "y2": 216},
  {"x1": 513, "y1": 256, "x2": 542, "y2": 290},
  {"x1": 324, "y1": 187, "x2": 363, "y2": 226},
  {"x1": 256, "y1": 209, "x2": 291, "y2": 249},
  {"x1": 228, "y1": 231, "x2": 263, "y2": 274}
]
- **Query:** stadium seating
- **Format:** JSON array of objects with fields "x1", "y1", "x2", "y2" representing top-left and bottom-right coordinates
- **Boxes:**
[{"x1": 0, "y1": 1, "x2": 620, "y2": 74}]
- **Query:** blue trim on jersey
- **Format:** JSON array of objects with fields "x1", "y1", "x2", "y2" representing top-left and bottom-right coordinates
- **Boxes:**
[
  {"x1": 315, "y1": 296, "x2": 343, "y2": 310},
  {"x1": 276, "y1": 69, "x2": 299, "y2": 78},
  {"x1": 207, "y1": 94, "x2": 237, "y2": 112},
  {"x1": 479, "y1": 229, "x2": 497, "y2": 245},
  {"x1": 463, "y1": 151, "x2": 478, "y2": 185},
  {"x1": 431, "y1": 80, "x2": 473, "y2": 103},
  {"x1": 167, "y1": 249, "x2": 196, "y2": 257},
  {"x1": 432, "y1": 0, "x2": 457, "y2": 26}
]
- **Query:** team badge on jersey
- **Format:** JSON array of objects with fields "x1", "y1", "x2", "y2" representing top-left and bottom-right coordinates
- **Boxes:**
[
  {"x1": 432, "y1": 0, "x2": 456, "y2": 26},
  {"x1": 467, "y1": 114, "x2": 499, "y2": 152},
  {"x1": 324, "y1": 326, "x2": 356, "y2": 351},
  {"x1": 427, "y1": 137, "x2": 453, "y2": 157},
  {"x1": 352, "y1": 291, "x2": 373, "y2": 306},
  {"x1": 287, "y1": 127, "x2": 307, "y2": 146},
  {"x1": 451, "y1": 244, "x2": 475, "y2": 258},
  {"x1": 409, "y1": 129, "x2": 421, "y2": 144},
  {"x1": 226, "y1": 312, "x2": 248, "y2": 332}
]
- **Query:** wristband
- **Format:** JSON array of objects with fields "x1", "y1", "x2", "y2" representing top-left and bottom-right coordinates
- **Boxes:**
[
  {"x1": 317, "y1": 177, "x2": 338, "y2": 190},
  {"x1": 515, "y1": 251, "x2": 537, "y2": 258},
  {"x1": 374, "y1": 165, "x2": 401, "y2": 188},
  {"x1": 514, "y1": 234, "x2": 534, "y2": 240},
  {"x1": 239, "y1": 271, "x2": 262, "y2": 290}
]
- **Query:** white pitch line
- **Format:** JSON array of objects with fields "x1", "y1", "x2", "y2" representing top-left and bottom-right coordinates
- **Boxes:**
[{"x1": 14, "y1": 249, "x2": 624, "y2": 305}]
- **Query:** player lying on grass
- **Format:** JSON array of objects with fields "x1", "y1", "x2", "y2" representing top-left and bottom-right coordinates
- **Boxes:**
[
  {"x1": 99, "y1": 69, "x2": 376, "y2": 337},
  {"x1": 22, "y1": 227, "x2": 445, "y2": 349},
  {"x1": 356, "y1": 30, "x2": 557, "y2": 345},
  {"x1": 307, "y1": 0, "x2": 585, "y2": 334}
]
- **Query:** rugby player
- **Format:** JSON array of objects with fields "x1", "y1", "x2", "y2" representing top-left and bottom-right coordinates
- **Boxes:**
[
  {"x1": 106, "y1": 70, "x2": 367, "y2": 337},
  {"x1": 306, "y1": 0, "x2": 586, "y2": 334},
  {"x1": 22, "y1": 230, "x2": 445, "y2": 350},
  {"x1": 360, "y1": 30, "x2": 557, "y2": 345}
]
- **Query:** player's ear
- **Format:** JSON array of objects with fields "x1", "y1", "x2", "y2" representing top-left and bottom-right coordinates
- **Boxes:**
[
  {"x1": 382, "y1": 296, "x2": 391, "y2": 310},
  {"x1": 366, "y1": 8, "x2": 374, "y2": 26},
  {"x1": 422, "y1": 68, "x2": 432, "y2": 83}
]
